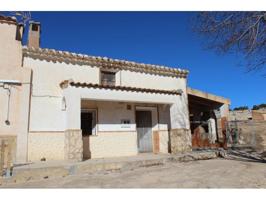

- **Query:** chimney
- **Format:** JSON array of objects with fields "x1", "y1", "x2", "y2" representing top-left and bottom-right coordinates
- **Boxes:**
[{"x1": 27, "y1": 21, "x2": 41, "y2": 48}]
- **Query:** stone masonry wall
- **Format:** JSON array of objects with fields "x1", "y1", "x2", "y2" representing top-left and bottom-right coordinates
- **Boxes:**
[
  {"x1": 64, "y1": 129, "x2": 83, "y2": 161},
  {"x1": 170, "y1": 129, "x2": 192, "y2": 154},
  {"x1": 231, "y1": 121, "x2": 266, "y2": 151}
]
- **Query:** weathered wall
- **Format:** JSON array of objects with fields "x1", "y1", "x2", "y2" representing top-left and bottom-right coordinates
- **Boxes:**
[
  {"x1": 89, "y1": 132, "x2": 138, "y2": 158},
  {"x1": 0, "y1": 20, "x2": 31, "y2": 164},
  {"x1": 64, "y1": 129, "x2": 83, "y2": 161},
  {"x1": 232, "y1": 121, "x2": 266, "y2": 151},
  {"x1": 252, "y1": 110, "x2": 266, "y2": 121},
  {"x1": 229, "y1": 110, "x2": 252, "y2": 121},
  {"x1": 0, "y1": 136, "x2": 16, "y2": 176},
  {"x1": 0, "y1": 21, "x2": 22, "y2": 70},
  {"x1": 170, "y1": 129, "x2": 192, "y2": 153},
  {"x1": 28, "y1": 132, "x2": 65, "y2": 161}
]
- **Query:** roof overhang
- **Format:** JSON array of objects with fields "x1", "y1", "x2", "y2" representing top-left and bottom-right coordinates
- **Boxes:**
[
  {"x1": 187, "y1": 87, "x2": 230, "y2": 105},
  {"x1": 23, "y1": 47, "x2": 189, "y2": 78},
  {"x1": 60, "y1": 80, "x2": 183, "y2": 96},
  {"x1": 187, "y1": 87, "x2": 230, "y2": 112}
]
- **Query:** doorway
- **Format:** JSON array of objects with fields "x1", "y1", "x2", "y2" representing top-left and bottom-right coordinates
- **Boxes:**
[
  {"x1": 136, "y1": 110, "x2": 153, "y2": 152},
  {"x1": 81, "y1": 109, "x2": 96, "y2": 160}
]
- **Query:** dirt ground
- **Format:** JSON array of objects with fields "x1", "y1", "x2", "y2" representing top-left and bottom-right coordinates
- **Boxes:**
[{"x1": 2, "y1": 158, "x2": 266, "y2": 188}]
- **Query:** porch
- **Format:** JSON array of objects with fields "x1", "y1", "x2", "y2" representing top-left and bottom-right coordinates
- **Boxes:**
[
  {"x1": 80, "y1": 100, "x2": 171, "y2": 159},
  {"x1": 62, "y1": 80, "x2": 191, "y2": 161}
]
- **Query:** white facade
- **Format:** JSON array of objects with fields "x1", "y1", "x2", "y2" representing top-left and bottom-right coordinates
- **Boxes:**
[
  {"x1": 0, "y1": 18, "x2": 192, "y2": 163},
  {"x1": 22, "y1": 49, "x2": 190, "y2": 161}
]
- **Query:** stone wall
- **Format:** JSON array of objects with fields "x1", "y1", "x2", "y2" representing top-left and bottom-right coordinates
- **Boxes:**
[
  {"x1": 230, "y1": 121, "x2": 266, "y2": 151},
  {"x1": 252, "y1": 110, "x2": 266, "y2": 121},
  {"x1": 64, "y1": 129, "x2": 83, "y2": 161},
  {"x1": 170, "y1": 129, "x2": 192, "y2": 153},
  {"x1": 229, "y1": 110, "x2": 252, "y2": 121},
  {"x1": 0, "y1": 136, "x2": 16, "y2": 176}
]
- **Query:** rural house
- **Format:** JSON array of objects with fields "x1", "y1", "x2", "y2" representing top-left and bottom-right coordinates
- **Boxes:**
[{"x1": 0, "y1": 16, "x2": 230, "y2": 165}]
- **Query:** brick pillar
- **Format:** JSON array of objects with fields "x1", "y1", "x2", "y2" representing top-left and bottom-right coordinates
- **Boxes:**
[{"x1": 64, "y1": 129, "x2": 83, "y2": 161}]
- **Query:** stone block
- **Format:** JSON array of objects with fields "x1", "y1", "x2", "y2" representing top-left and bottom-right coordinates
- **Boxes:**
[
  {"x1": 0, "y1": 136, "x2": 16, "y2": 177},
  {"x1": 170, "y1": 129, "x2": 192, "y2": 154},
  {"x1": 64, "y1": 129, "x2": 83, "y2": 161}
]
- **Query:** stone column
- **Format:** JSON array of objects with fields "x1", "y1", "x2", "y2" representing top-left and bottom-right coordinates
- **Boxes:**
[
  {"x1": 64, "y1": 129, "x2": 83, "y2": 161},
  {"x1": 170, "y1": 129, "x2": 192, "y2": 153},
  {"x1": 169, "y1": 94, "x2": 192, "y2": 154}
]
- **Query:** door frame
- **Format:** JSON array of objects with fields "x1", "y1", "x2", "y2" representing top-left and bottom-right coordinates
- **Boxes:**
[
  {"x1": 81, "y1": 108, "x2": 98, "y2": 135},
  {"x1": 135, "y1": 106, "x2": 156, "y2": 153}
]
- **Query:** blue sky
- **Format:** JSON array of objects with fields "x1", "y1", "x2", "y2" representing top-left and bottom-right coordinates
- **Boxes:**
[{"x1": 25, "y1": 12, "x2": 265, "y2": 109}]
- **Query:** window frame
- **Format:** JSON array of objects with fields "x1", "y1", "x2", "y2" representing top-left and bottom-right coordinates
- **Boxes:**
[{"x1": 100, "y1": 69, "x2": 117, "y2": 86}]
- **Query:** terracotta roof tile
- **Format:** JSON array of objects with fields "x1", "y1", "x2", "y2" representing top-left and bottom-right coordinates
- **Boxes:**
[
  {"x1": 60, "y1": 80, "x2": 182, "y2": 95},
  {"x1": 23, "y1": 47, "x2": 189, "y2": 78}
]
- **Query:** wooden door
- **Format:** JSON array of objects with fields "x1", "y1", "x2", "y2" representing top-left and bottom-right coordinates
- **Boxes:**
[{"x1": 136, "y1": 110, "x2": 153, "y2": 152}]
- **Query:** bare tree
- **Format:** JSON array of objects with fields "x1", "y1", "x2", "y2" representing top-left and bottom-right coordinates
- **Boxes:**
[{"x1": 193, "y1": 12, "x2": 266, "y2": 73}]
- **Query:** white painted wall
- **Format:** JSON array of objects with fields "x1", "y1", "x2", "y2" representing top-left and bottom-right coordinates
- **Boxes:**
[
  {"x1": 23, "y1": 57, "x2": 100, "y2": 131},
  {"x1": 120, "y1": 70, "x2": 186, "y2": 91},
  {"x1": 89, "y1": 132, "x2": 138, "y2": 158},
  {"x1": 170, "y1": 89, "x2": 190, "y2": 129},
  {"x1": 97, "y1": 102, "x2": 136, "y2": 132},
  {"x1": 63, "y1": 86, "x2": 186, "y2": 130},
  {"x1": 23, "y1": 57, "x2": 100, "y2": 96},
  {"x1": 23, "y1": 56, "x2": 188, "y2": 132}
]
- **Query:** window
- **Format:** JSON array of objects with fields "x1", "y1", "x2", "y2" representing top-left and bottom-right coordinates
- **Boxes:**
[{"x1": 101, "y1": 70, "x2": 116, "y2": 86}]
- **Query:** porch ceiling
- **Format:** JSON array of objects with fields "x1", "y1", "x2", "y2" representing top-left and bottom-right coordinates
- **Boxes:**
[
  {"x1": 187, "y1": 87, "x2": 230, "y2": 105},
  {"x1": 188, "y1": 94, "x2": 223, "y2": 112}
]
